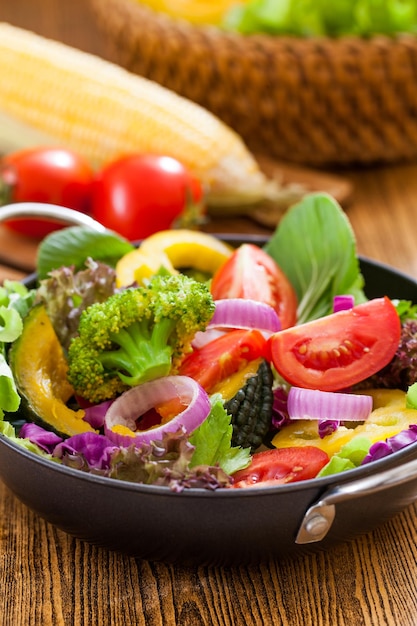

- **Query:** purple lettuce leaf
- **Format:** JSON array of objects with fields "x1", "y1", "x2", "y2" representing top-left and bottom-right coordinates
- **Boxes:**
[
  {"x1": 271, "y1": 386, "x2": 291, "y2": 428},
  {"x1": 108, "y1": 428, "x2": 232, "y2": 492},
  {"x1": 53, "y1": 432, "x2": 116, "y2": 471},
  {"x1": 19, "y1": 422, "x2": 63, "y2": 453},
  {"x1": 36, "y1": 258, "x2": 117, "y2": 349},
  {"x1": 318, "y1": 419, "x2": 340, "y2": 439},
  {"x1": 361, "y1": 424, "x2": 417, "y2": 465}
]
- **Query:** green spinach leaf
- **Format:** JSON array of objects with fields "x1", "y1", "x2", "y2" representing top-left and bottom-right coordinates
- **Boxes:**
[
  {"x1": 264, "y1": 192, "x2": 366, "y2": 324},
  {"x1": 37, "y1": 227, "x2": 134, "y2": 280}
]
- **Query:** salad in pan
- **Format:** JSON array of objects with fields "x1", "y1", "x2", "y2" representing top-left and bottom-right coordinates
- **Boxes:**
[{"x1": 0, "y1": 192, "x2": 417, "y2": 492}]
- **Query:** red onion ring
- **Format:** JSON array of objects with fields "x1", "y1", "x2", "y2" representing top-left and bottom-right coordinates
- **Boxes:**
[
  {"x1": 192, "y1": 298, "x2": 281, "y2": 348},
  {"x1": 288, "y1": 386, "x2": 373, "y2": 422},
  {"x1": 210, "y1": 299, "x2": 281, "y2": 332},
  {"x1": 104, "y1": 375, "x2": 211, "y2": 446}
]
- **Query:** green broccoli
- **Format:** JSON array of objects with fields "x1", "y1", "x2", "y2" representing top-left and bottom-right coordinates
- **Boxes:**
[{"x1": 67, "y1": 273, "x2": 215, "y2": 404}]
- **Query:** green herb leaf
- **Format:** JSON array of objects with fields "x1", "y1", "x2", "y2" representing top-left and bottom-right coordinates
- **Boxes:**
[
  {"x1": 264, "y1": 192, "x2": 366, "y2": 324},
  {"x1": 36, "y1": 227, "x2": 134, "y2": 280},
  {"x1": 189, "y1": 396, "x2": 251, "y2": 475}
]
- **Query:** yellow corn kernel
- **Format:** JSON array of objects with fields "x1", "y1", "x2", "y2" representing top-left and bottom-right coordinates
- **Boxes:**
[{"x1": 0, "y1": 22, "x2": 276, "y2": 208}]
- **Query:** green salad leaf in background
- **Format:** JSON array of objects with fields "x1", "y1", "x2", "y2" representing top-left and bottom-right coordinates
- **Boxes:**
[
  {"x1": 264, "y1": 192, "x2": 367, "y2": 324},
  {"x1": 224, "y1": 0, "x2": 417, "y2": 37}
]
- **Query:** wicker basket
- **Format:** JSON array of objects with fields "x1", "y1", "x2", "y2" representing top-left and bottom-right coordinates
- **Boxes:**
[{"x1": 89, "y1": 0, "x2": 417, "y2": 168}]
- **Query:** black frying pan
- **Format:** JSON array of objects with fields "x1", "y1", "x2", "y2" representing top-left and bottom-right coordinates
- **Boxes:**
[{"x1": 0, "y1": 203, "x2": 416, "y2": 566}]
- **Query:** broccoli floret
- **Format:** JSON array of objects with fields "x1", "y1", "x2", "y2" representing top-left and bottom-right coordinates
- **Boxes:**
[{"x1": 67, "y1": 273, "x2": 215, "y2": 403}]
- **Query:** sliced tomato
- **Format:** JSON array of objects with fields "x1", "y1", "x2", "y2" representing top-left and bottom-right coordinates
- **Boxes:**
[
  {"x1": 268, "y1": 297, "x2": 401, "y2": 392},
  {"x1": 178, "y1": 329, "x2": 267, "y2": 393},
  {"x1": 210, "y1": 244, "x2": 298, "y2": 330},
  {"x1": 232, "y1": 447, "x2": 329, "y2": 488}
]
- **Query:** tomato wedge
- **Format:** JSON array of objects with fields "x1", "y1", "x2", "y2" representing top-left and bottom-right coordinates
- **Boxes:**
[
  {"x1": 268, "y1": 297, "x2": 401, "y2": 392},
  {"x1": 232, "y1": 447, "x2": 329, "y2": 488},
  {"x1": 179, "y1": 329, "x2": 267, "y2": 393},
  {"x1": 210, "y1": 244, "x2": 298, "y2": 329}
]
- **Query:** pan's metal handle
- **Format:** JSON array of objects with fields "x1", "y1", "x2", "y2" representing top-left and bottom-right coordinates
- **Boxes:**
[
  {"x1": 0, "y1": 202, "x2": 106, "y2": 231},
  {"x1": 296, "y1": 456, "x2": 417, "y2": 544}
]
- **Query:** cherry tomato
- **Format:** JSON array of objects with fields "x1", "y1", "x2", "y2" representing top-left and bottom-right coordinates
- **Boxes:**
[
  {"x1": 178, "y1": 329, "x2": 268, "y2": 393},
  {"x1": 232, "y1": 447, "x2": 329, "y2": 488},
  {"x1": 210, "y1": 244, "x2": 298, "y2": 330},
  {"x1": 90, "y1": 154, "x2": 204, "y2": 241},
  {"x1": 268, "y1": 297, "x2": 401, "y2": 392},
  {"x1": 0, "y1": 147, "x2": 94, "y2": 238}
]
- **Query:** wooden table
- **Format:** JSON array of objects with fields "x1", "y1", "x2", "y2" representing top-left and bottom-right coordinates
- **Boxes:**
[{"x1": 1, "y1": 2, "x2": 417, "y2": 625}]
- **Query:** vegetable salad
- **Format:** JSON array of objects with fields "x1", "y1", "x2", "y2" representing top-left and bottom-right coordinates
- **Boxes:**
[{"x1": 1, "y1": 192, "x2": 417, "y2": 491}]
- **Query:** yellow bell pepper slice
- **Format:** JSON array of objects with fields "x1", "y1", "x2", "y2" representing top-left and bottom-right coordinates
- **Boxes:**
[
  {"x1": 116, "y1": 248, "x2": 176, "y2": 288},
  {"x1": 272, "y1": 389, "x2": 417, "y2": 457},
  {"x1": 138, "y1": 229, "x2": 233, "y2": 275}
]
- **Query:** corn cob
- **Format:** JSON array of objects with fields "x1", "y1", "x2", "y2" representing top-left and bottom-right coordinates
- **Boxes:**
[{"x1": 0, "y1": 22, "x2": 302, "y2": 214}]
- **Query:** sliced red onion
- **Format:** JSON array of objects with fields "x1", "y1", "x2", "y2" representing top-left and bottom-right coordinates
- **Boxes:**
[
  {"x1": 333, "y1": 295, "x2": 355, "y2": 313},
  {"x1": 192, "y1": 298, "x2": 281, "y2": 348},
  {"x1": 104, "y1": 375, "x2": 211, "y2": 446},
  {"x1": 209, "y1": 299, "x2": 281, "y2": 333},
  {"x1": 288, "y1": 387, "x2": 373, "y2": 422},
  {"x1": 192, "y1": 328, "x2": 228, "y2": 350}
]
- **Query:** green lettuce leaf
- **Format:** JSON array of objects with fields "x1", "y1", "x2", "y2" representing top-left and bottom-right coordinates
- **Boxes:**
[
  {"x1": 0, "y1": 420, "x2": 53, "y2": 458},
  {"x1": 189, "y1": 396, "x2": 251, "y2": 475},
  {"x1": 0, "y1": 280, "x2": 36, "y2": 417},
  {"x1": 317, "y1": 435, "x2": 371, "y2": 477},
  {"x1": 264, "y1": 192, "x2": 366, "y2": 324},
  {"x1": 0, "y1": 355, "x2": 20, "y2": 413},
  {"x1": 36, "y1": 226, "x2": 134, "y2": 280}
]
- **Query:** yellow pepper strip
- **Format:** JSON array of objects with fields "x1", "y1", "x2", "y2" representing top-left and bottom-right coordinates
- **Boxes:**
[
  {"x1": 272, "y1": 389, "x2": 417, "y2": 457},
  {"x1": 137, "y1": 229, "x2": 233, "y2": 275},
  {"x1": 116, "y1": 248, "x2": 176, "y2": 288},
  {"x1": 210, "y1": 358, "x2": 263, "y2": 402}
]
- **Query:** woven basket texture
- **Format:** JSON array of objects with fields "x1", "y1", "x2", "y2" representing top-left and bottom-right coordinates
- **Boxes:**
[{"x1": 89, "y1": 0, "x2": 417, "y2": 168}]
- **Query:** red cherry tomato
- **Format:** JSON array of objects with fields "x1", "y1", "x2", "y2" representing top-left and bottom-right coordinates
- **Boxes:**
[
  {"x1": 210, "y1": 244, "x2": 298, "y2": 330},
  {"x1": 1, "y1": 147, "x2": 94, "y2": 239},
  {"x1": 268, "y1": 297, "x2": 401, "y2": 392},
  {"x1": 90, "y1": 154, "x2": 204, "y2": 241},
  {"x1": 179, "y1": 329, "x2": 268, "y2": 393},
  {"x1": 232, "y1": 447, "x2": 329, "y2": 488}
]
